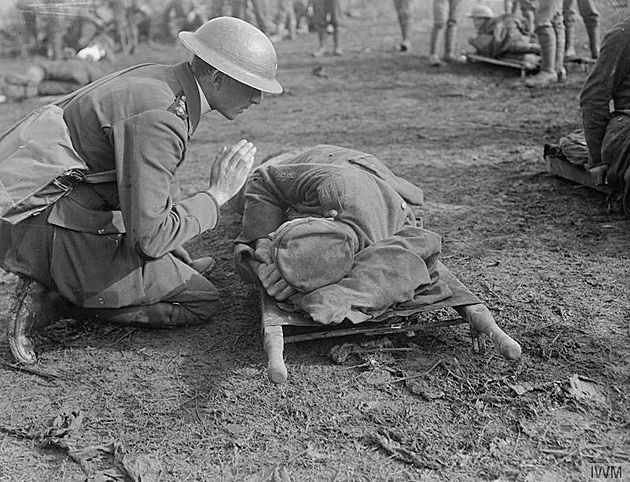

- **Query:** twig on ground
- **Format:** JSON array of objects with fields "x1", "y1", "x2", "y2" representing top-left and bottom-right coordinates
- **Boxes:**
[
  {"x1": 377, "y1": 359, "x2": 444, "y2": 385},
  {"x1": 158, "y1": 350, "x2": 181, "y2": 373},
  {"x1": 112, "y1": 328, "x2": 136, "y2": 346},
  {"x1": 0, "y1": 362, "x2": 61, "y2": 382}
]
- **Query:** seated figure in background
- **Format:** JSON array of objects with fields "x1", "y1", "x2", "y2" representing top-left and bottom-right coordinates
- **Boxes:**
[
  {"x1": 234, "y1": 145, "x2": 522, "y2": 360},
  {"x1": 468, "y1": 4, "x2": 540, "y2": 67}
]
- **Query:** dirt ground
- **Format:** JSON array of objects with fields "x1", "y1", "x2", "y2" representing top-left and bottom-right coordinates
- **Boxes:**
[{"x1": 0, "y1": 2, "x2": 629, "y2": 481}]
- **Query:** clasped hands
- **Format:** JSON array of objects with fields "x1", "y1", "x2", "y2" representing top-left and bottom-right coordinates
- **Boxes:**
[{"x1": 253, "y1": 237, "x2": 296, "y2": 301}]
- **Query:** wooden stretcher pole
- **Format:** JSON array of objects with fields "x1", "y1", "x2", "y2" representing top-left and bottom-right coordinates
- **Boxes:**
[{"x1": 260, "y1": 291, "x2": 288, "y2": 384}]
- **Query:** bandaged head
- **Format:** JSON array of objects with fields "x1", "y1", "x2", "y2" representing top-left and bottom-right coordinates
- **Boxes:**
[{"x1": 269, "y1": 217, "x2": 358, "y2": 293}]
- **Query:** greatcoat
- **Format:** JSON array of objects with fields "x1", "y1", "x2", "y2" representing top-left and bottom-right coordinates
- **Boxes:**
[{"x1": 235, "y1": 145, "x2": 480, "y2": 325}]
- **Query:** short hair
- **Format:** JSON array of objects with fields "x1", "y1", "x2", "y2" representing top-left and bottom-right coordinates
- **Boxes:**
[{"x1": 190, "y1": 55, "x2": 218, "y2": 77}]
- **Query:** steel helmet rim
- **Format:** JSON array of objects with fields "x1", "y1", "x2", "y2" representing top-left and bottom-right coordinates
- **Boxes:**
[
  {"x1": 179, "y1": 30, "x2": 283, "y2": 94},
  {"x1": 468, "y1": 5, "x2": 494, "y2": 18}
]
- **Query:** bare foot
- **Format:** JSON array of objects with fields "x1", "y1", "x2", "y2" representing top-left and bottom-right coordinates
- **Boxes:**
[{"x1": 455, "y1": 304, "x2": 522, "y2": 360}]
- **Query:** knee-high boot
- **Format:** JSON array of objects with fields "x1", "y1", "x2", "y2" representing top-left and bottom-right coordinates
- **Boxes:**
[
  {"x1": 564, "y1": 21, "x2": 576, "y2": 58},
  {"x1": 586, "y1": 23, "x2": 600, "y2": 59},
  {"x1": 555, "y1": 23, "x2": 566, "y2": 81},
  {"x1": 525, "y1": 25, "x2": 558, "y2": 87},
  {"x1": 444, "y1": 23, "x2": 460, "y2": 62},
  {"x1": 429, "y1": 25, "x2": 442, "y2": 65}
]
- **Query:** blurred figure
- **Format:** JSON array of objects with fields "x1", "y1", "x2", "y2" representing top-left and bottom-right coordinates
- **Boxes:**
[
  {"x1": 312, "y1": 0, "x2": 343, "y2": 56},
  {"x1": 128, "y1": 1, "x2": 154, "y2": 46},
  {"x1": 164, "y1": 0, "x2": 206, "y2": 42},
  {"x1": 393, "y1": 0, "x2": 413, "y2": 52},
  {"x1": 429, "y1": 0, "x2": 467, "y2": 66},
  {"x1": 273, "y1": 0, "x2": 297, "y2": 40},
  {"x1": 294, "y1": 0, "x2": 311, "y2": 33},
  {"x1": 16, "y1": 0, "x2": 38, "y2": 57},
  {"x1": 467, "y1": 4, "x2": 540, "y2": 59},
  {"x1": 231, "y1": 0, "x2": 273, "y2": 35},
  {"x1": 523, "y1": 0, "x2": 565, "y2": 87},
  {"x1": 562, "y1": 0, "x2": 600, "y2": 59},
  {"x1": 2, "y1": 58, "x2": 103, "y2": 101}
]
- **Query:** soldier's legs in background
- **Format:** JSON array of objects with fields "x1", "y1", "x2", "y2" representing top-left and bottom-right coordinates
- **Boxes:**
[
  {"x1": 284, "y1": 0, "x2": 297, "y2": 38},
  {"x1": 328, "y1": 0, "x2": 342, "y2": 55},
  {"x1": 562, "y1": 0, "x2": 577, "y2": 57},
  {"x1": 393, "y1": 0, "x2": 412, "y2": 51},
  {"x1": 312, "y1": 0, "x2": 327, "y2": 55},
  {"x1": 429, "y1": 0, "x2": 447, "y2": 65},
  {"x1": 444, "y1": 0, "x2": 465, "y2": 62},
  {"x1": 251, "y1": 0, "x2": 273, "y2": 34},
  {"x1": 46, "y1": 14, "x2": 64, "y2": 60},
  {"x1": 576, "y1": 0, "x2": 600, "y2": 58},
  {"x1": 552, "y1": 9, "x2": 566, "y2": 80},
  {"x1": 20, "y1": 8, "x2": 38, "y2": 57},
  {"x1": 525, "y1": 0, "x2": 563, "y2": 87},
  {"x1": 231, "y1": 0, "x2": 247, "y2": 18}
]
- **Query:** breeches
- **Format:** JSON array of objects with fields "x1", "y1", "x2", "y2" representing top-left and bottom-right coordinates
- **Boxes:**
[
  {"x1": 602, "y1": 114, "x2": 630, "y2": 216},
  {"x1": 432, "y1": 0, "x2": 466, "y2": 29},
  {"x1": 0, "y1": 210, "x2": 220, "y2": 326},
  {"x1": 562, "y1": 0, "x2": 599, "y2": 29},
  {"x1": 533, "y1": 0, "x2": 563, "y2": 30},
  {"x1": 393, "y1": 0, "x2": 413, "y2": 22}
]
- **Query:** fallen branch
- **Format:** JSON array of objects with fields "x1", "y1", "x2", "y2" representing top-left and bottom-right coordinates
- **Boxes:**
[{"x1": 0, "y1": 362, "x2": 61, "y2": 382}]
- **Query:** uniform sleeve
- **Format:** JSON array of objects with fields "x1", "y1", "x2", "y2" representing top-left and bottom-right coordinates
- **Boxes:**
[
  {"x1": 292, "y1": 226, "x2": 450, "y2": 325},
  {"x1": 580, "y1": 25, "x2": 630, "y2": 168},
  {"x1": 113, "y1": 109, "x2": 219, "y2": 259}
]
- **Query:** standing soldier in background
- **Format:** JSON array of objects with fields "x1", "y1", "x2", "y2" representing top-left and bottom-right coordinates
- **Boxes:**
[
  {"x1": 312, "y1": 0, "x2": 343, "y2": 56},
  {"x1": 562, "y1": 0, "x2": 600, "y2": 59},
  {"x1": 393, "y1": 0, "x2": 413, "y2": 52},
  {"x1": 523, "y1": 0, "x2": 565, "y2": 87},
  {"x1": 16, "y1": 0, "x2": 38, "y2": 57},
  {"x1": 428, "y1": 0, "x2": 467, "y2": 66},
  {"x1": 273, "y1": 0, "x2": 297, "y2": 40},
  {"x1": 0, "y1": 17, "x2": 283, "y2": 365}
]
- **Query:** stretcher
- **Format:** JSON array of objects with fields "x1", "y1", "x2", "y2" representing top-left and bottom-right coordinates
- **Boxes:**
[
  {"x1": 543, "y1": 143, "x2": 611, "y2": 195},
  {"x1": 260, "y1": 291, "x2": 471, "y2": 384},
  {"x1": 465, "y1": 53, "x2": 596, "y2": 77},
  {"x1": 465, "y1": 53, "x2": 539, "y2": 77}
]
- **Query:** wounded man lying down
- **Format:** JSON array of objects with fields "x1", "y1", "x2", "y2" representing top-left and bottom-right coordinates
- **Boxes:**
[{"x1": 234, "y1": 145, "x2": 521, "y2": 360}]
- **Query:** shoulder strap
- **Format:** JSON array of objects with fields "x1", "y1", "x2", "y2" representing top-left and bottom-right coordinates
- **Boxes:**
[
  {"x1": 84, "y1": 169, "x2": 117, "y2": 184},
  {"x1": 54, "y1": 65, "x2": 154, "y2": 185},
  {"x1": 53, "y1": 63, "x2": 155, "y2": 107}
]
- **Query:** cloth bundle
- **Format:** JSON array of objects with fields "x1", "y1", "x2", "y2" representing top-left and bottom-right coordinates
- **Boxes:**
[{"x1": 559, "y1": 130, "x2": 590, "y2": 167}]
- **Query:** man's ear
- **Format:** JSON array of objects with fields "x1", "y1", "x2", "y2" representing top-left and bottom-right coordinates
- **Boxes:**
[{"x1": 210, "y1": 69, "x2": 224, "y2": 90}]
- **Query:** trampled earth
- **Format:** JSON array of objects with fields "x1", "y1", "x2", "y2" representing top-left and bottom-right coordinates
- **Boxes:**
[{"x1": 0, "y1": 2, "x2": 628, "y2": 481}]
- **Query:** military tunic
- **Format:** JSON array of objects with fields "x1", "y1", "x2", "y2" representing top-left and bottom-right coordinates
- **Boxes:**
[
  {"x1": 580, "y1": 16, "x2": 630, "y2": 215},
  {"x1": 0, "y1": 62, "x2": 220, "y2": 317},
  {"x1": 235, "y1": 145, "x2": 480, "y2": 325}
]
